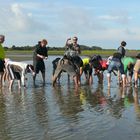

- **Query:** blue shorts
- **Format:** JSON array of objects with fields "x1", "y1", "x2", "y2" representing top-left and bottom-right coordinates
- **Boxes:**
[{"x1": 107, "y1": 59, "x2": 124, "y2": 74}]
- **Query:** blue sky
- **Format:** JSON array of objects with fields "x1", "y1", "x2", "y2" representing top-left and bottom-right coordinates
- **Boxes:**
[{"x1": 0, "y1": 0, "x2": 140, "y2": 49}]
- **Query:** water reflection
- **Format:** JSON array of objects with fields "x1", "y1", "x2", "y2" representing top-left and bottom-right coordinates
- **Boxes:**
[
  {"x1": 0, "y1": 56, "x2": 140, "y2": 140},
  {"x1": 107, "y1": 87, "x2": 127, "y2": 119},
  {"x1": 32, "y1": 87, "x2": 48, "y2": 126},
  {"x1": 133, "y1": 87, "x2": 140, "y2": 120},
  {"x1": 52, "y1": 86, "x2": 83, "y2": 119},
  {"x1": 0, "y1": 89, "x2": 11, "y2": 140}
]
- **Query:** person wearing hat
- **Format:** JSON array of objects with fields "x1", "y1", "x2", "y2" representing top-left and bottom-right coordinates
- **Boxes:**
[
  {"x1": 134, "y1": 53, "x2": 140, "y2": 88},
  {"x1": 117, "y1": 41, "x2": 127, "y2": 58},
  {"x1": 0, "y1": 35, "x2": 5, "y2": 87},
  {"x1": 33, "y1": 39, "x2": 48, "y2": 86}
]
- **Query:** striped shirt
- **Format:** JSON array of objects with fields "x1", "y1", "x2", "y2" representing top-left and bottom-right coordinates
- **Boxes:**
[{"x1": 6, "y1": 60, "x2": 28, "y2": 86}]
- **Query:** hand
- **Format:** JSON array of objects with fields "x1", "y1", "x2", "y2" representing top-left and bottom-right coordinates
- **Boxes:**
[
  {"x1": 32, "y1": 72, "x2": 36, "y2": 76},
  {"x1": 40, "y1": 55, "x2": 45, "y2": 59}
]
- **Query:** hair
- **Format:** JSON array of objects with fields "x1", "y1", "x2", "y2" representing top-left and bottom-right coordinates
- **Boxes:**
[
  {"x1": 73, "y1": 36, "x2": 78, "y2": 41},
  {"x1": 27, "y1": 64, "x2": 34, "y2": 73},
  {"x1": 41, "y1": 39, "x2": 48, "y2": 44},
  {"x1": 136, "y1": 53, "x2": 140, "y2": 59},
  {"x1": 0, "y1": 35, "x2": 5, "y2": 40},
  {"x1": 128, "y1": 63, "x2": 134, "y2": 70},
  {"x1": 121, "y1": 41, "x2": 127, "y2": 46},
  {"x1": 113, "y1": 52, "x2": 122, "y2": 59},
  {"x1": 0, "y1": 35, "x2": 5, "y2": 38},
  {"x1": 128, "y1": 63, "x2": 134, "y2": 77}
]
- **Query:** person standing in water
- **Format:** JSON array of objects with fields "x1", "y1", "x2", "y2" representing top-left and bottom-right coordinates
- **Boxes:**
[
  {"x1": 0, "y1": 35, "x2": 6, "y2": 87},
  {"x1": 33, "y1": 39, "x2": 48, "y2": 86},
  {"x1": 117, "y1": 41, "x2": 127, "y2": 58}
]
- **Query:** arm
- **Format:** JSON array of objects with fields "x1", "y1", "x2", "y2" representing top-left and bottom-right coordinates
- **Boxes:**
[{"x1": 76, "y1": 45, "x2": 81, "y2": 54}]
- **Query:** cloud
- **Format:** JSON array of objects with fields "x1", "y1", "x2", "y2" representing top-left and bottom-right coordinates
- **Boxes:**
[
  {"x1": 0, "y1": 3, "x2": 48, "y2": 33},
  {"x1": 98, "y1": 10, "x2": 133, "y2": 24},
  {"x1": 99, "y1": 15, "x2": 132, "y2": 23}
]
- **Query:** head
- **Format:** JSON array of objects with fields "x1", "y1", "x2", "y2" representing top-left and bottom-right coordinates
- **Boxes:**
[
  {"x1": 0, "y1": 35, "x2": 5, "y2": 44},
  {"x1": 91, "y1": 55, "x2": 102, "y2": 62},
  {"x1": 136, "y1": 53, "x2": 140, "y2": 59},
  {"x1": 113, "y1": 52, "x2": 122, "y2": 59},
  {"x1": 72, "y1": 36, "x2": 78, "y2": 44},
  {"x1": 26, "y1": 64, "x2": 35, "y2": 74},
  {"x1": 4, "y1": 58, "x2": 11, "y2": 64},
  {"x1": 107, "y1": 56, "x2": 113, "y2": 65},
  {"x1": 127, "y1": 63, "x2": 134, "y2": 77},
  {"x1": 66, "y1": 38, "x2": 72, "y2": 45},
  {"x1": 90, "y1": 55, "x2": 102, "y2": 68},
  {"x1": 121, "y1": 41, "x2": 127, "y2": 47},
  {"x1": 38, "y1": 41, "x2": 41, "y2": 45},
  {"x1": 40, "y1": 39, "x2": 48, "y2": 47}
]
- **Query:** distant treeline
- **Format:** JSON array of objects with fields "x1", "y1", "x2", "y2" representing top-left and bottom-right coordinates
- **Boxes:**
[{"x1": 4, "y1": 45, "x2": 109, "y2": 51}]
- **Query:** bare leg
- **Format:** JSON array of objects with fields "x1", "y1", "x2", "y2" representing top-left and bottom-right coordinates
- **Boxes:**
[
  {"x1": 118, "y1": 71, "x2": 122, "y2": 85},
  {"x1": 9, "y1": 80, "x2": 14, "y2": 90},
  {"x1": 41, "y1": 72, "x2": 45, "y2": 85},
  {"x1": 33, "y1": 73, "x2": 36, "y2": 86},
  {"x1": 122, "y1": 74, "x2": 126, "y2": 87},
  {"x1": 52, "y1": 65, "x2": 62, "y2": 86},
  {"x1": 52, "y1": 71, "x2": 62, "y2": 86},
  {"x1": 97, "y1": 72, "x2": 103, "y2": 84},
  {"x1": 89, "y1": 75, "x2": 93, "y2": 85},
  {"x1": 0, "y1": 72, "x2": 4, "y2": 87},
  {"x1": 134, "y1": 71, "x2": 138, "y2": 88},
  {"x1": 18, "y1": 80, "x2": 21, "y2": 89},
  {"x1": 107, "y1": 73, "x2": 111, "y2": 87},
  {"x1": 2, "y1": 70, "x2": 6, "y2": 85},
  {"x1": 73, "y1": 75, "x2": 78, "y2": 87}
]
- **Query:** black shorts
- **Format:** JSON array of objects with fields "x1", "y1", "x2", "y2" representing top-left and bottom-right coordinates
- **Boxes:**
[
  {"x1": 83, "y1": 64, "x2": 92, "y2": 76},
  {"x1": 35, "y1": 60, "x2": 45, "y2": 74},
  {"x1": 0, "y1": 60, "x2": 5, "y2": 72}
]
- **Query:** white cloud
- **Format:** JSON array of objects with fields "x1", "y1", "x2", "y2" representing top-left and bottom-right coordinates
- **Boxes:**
[
  {"x1": 98, "y1": 8, "x2": 133, "y2": 25},
  {"x1": 0, "y1": 3, "x2": 48, "y2": 32},
  {"x1": 99, "y1": 15, "x2": 132, "y2": 20}
]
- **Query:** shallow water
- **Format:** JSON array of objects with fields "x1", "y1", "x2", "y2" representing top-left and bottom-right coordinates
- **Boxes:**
[{"x1": 0, "y1": 56, "x2": 140, "y2": 140}]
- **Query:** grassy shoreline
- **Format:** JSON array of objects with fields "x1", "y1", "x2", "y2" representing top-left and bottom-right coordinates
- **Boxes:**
[{"x1": 5, "y1": 50, "x2": 140, "y2": 61}]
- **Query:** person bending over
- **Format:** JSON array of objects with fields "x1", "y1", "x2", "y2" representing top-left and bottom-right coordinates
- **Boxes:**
[
  {"x1": 107, "y1": 52, "x2": 126, "y2": 87},
  {"x1": 134, "y1": 53, "x2": 140, "y2": 88},
  {"x1": 5, "y1": 59, "x2": 34, "y2": 90}
]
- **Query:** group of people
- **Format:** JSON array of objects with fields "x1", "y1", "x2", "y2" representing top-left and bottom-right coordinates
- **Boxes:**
[
  {"x1": 52, "y1": 37, "x2": 140, "y2": 88},
  {"x1": 0, "y1": 34, "x2": 140, "y2": 90}
]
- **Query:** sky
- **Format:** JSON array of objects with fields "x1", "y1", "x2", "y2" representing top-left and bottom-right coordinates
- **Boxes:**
[{"x1": 0, "y1": 0, "x2": 140, "y2": 49}]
